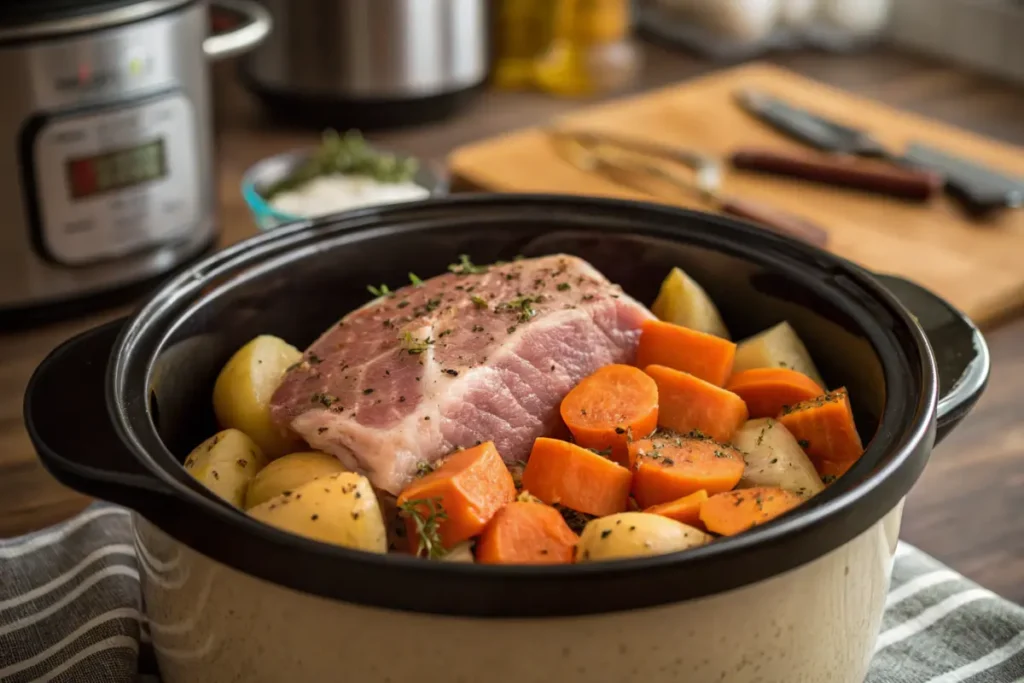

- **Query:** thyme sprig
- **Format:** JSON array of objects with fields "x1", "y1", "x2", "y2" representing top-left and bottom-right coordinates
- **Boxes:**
[{"x1": 400, "y1": 497, "x2": 448, "y2": 559}]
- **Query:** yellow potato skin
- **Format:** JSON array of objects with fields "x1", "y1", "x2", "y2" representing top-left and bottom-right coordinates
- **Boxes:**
[
  {"x1": 651, "y1": 267, "x2": 731, "y2": 339},
  {"x1": 213, "y1": 335, "x2": 304, "y2": 459},
  {"x1": 248, "y1": 473, "x2": 388, "y2": 553},
  {"x1": 244, "y1": 451, "x2": 348, "y2": 510},
  {"x1": 577, "y1": 512, "x2": 710, "y2": 562},
  {"x1": 183, "y1": 429, "x2": 267, "y2": 507}
]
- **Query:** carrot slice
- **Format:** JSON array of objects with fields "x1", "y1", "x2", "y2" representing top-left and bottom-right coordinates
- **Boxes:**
[
  {"x1": 725, "y1": 368, "x2": 825, "y2": 419},
  {"x1": 560, "y1": 364, "x2": 659, "y2": 466},
  {"x1": 700, "y1": 487, "x2": 803, "y2": 536},
  {"x1": 644, "y1": 365, "x2": 749, "y2": 443},
  {"x1": 779, "y1": 388, "x2": 864, "y2": 465},
  {"x1": 521, "y1": 438, "x2": 632, "y2": 517},
  {"x1": 475, "y1": 501, "x2": 579, "y2": 565},
  {"x1": 817, "y1": 458, "x2": 854, "y2": 484},
  {"x1": 644, "y1": 490, "x2": 709, "y2": 529},
  {"x1": 396, "y1": 442, "x2": 516, "y2": 550},
  {"x1": 636, "y1": 320, "x2": 737, "y2": 387},
  {"x1": 629, "y1": 436, "x2": 745, "y2": 508}
]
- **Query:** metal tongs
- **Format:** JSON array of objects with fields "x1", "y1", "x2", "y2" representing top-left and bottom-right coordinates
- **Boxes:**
[{"x1": 549, "y1": 129, "x2": 830, "y2": 248}]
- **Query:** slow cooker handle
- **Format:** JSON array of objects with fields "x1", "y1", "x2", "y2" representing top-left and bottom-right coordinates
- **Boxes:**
[
  {"x1": 23, "y1": 320, "x2": 176, "y2": 518},
  {"x1": 205, "y1": 0, "x2": 273, "y2": 61},
  {"x1": 874, "y1": 274, "x2": 991, "y2": 443}
]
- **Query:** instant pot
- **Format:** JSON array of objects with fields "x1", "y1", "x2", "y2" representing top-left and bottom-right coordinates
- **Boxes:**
[
  {"x1": 0, "y1": 0, "x2": 270, "y2": 322},
  {"x1": 26, "y1": 196, "x2": 988, "y2": 683},
  {"x1": 242, "y1": 0, "x2": 490, "y2": 129}
]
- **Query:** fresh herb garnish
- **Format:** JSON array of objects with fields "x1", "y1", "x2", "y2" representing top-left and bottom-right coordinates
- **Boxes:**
[
  {"x1": 367, "y1": 284, "x2": 391, "y2": 297},
  {"x1": 448, "y1": 254, "x2": 488, "y2": 275},
  {"x1": 557, "y1": 282, "x2": 571, "y2": 291},
  {"x1": 497, "y1": 295, "x2": 540, "y2": 323},
  {"x1": 415, "y1": 461, "x2": 435, "y2": 477},
  {"x1": 400, "y1": 498, "x2": 448, "y2": 559},
  {"x1": 264, "y1": 129, "x2": 418, "y2": 199},
  {"x1": 470, "y1": 295, "x2": 488, "y2": 309},
  {"x1": 399, "y1": 331, "x2": 433, "y2": 355},
  {"x1": 408, "y1": 272, "x2": 424, "y2": 286}
]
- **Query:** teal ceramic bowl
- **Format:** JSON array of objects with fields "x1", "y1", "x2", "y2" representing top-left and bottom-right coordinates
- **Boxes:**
[{"x1": 241, "y1": 148, "x2": 449, "y2": 231}]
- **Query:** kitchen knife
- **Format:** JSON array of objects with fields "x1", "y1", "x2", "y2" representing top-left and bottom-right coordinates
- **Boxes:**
[
  {"x1": 735, "y1": 88, "x2": 1024, "y2": 216},
  {"x1": 731, "y1": 147, "x2": 943, "y2": 201}
]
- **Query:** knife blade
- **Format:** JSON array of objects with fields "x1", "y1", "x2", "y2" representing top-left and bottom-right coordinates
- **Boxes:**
[{"x1": 735, "y1": 88, "x2": 1024, "y2": 217}]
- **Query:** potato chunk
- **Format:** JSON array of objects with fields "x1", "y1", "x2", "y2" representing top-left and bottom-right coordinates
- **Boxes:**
[
  {"x1": 731, "y1": 418, "x2": 825, "y2": 499},
  {"x1": 651, "y1": 267, "x2": 731, "y2": 339},
  {"x1": 245, "y1": 451, "x2": 348, "y2": 509},
  {"x1": 577, "y1": 512, "x2": 709, "y2": 562},
  {"x1": 183, "y1": 429, "x2": 267, "y2": 507},
  {"x1": 213, "y1": 335, "x2": 304, "y2": 458},
  {"x1": 733, "y1": 322, "x2": 825, "y2": 388},
  {"x1": 248, "y1": 473, "x2": 387, "y2": 553}
]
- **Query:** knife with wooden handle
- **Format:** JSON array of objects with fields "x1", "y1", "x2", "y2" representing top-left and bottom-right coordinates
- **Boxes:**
[{"x1": 730, "y1": 148, "x2": 945, "y2": 201}]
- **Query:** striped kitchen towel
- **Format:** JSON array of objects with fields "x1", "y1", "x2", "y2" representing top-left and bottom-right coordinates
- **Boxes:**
[{"x1": 1, "y1": 503, "x2": 1022, "y2": 683}]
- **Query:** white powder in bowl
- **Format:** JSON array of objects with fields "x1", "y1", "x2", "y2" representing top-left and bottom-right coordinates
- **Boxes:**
[{"x1": 268, "y1": 174, "x2": 431, "y2": 218}]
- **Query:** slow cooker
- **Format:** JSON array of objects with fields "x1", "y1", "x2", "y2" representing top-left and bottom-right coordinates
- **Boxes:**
[
  {"x1": 25, "y1": 196, "x2": 989, "y2": 683},
  {"x1": 242, "y1": 0, "x2": 490, "y2": 129},
  {"x1": 0, "y1": 0, "x2": 270, "y2": 322}
]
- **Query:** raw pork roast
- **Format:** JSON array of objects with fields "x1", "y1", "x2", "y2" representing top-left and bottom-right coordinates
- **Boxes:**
[{"x1": 270, "y1": 255, "x2": 653, "y2": 494}]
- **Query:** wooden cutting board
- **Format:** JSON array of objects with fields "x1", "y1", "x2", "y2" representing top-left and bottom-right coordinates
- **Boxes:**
[{"x1": 449, "y1": 63, "x2": 1024, "y2": 326}]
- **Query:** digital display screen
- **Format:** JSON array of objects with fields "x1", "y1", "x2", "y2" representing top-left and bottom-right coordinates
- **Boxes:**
[{"x1": 65, "y1": 139, "x2": 166, "y2": 199}]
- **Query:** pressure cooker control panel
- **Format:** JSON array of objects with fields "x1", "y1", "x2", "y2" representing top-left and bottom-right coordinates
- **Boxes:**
[{"x1": 26, "y1": 92, "x2": 201, "y2": 266}]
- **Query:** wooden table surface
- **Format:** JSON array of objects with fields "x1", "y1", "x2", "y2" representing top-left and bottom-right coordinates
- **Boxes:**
[{"x1": 1, "y1": 44, "x2": 1021, "y2": 602}]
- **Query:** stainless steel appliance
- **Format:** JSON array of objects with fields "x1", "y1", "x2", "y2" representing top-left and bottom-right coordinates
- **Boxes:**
[
  {"x1": 0, "y1": 0, "x2": 270, "y2": 322},
  {"x1": 243, "y1": 0, "x2": 489, "y2": 129}
]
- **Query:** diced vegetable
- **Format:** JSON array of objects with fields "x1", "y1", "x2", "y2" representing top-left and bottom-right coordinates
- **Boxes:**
[
  {"x1": 577, "y1": 512, "x2": 710, "y2": 562},
  {"x1": 183, "y1": 429, "x2": 267, "y2": 508},
  {"x1": 700, "y1": 487, "x2": 803, "y2": 536},
  {"x1": 643, "y1": 490, "x2": 709, "y2": 529},
  {"x1": 700, "y1": 489, "x2": 802, "y2": 536},
  {"x1": 244, "y1": 451, "x2": 348, "y2": 509},
  {"x1": 636, "y1": 320, "x2": 737, "y2": 387},
  {"x1": 521, "y1": 438, "x2": 632, "y2": 517},
  {"x1": 733, "y1": 322, "x2": 825, "y2": 388},
  {"x1": 559, "y1": 364, "x2": 659, "y2": 466},
  {"x1": 778, "y1": 388, "x2": 864, "y2": 466},
  {"x1": 644, "y1": 365, "x2": 749, "y2": 443},
  {"x1": 725, "y1": 368, "x2": 825, "y2": 419},
  {"x1": 731, "y1": 419, "x2": 825, "y2": 498},
  {"x1": 396, "y1": 442, "x2": 516, "y2": 552},
  {"x1": 817, "y1": 458, "x2": 855, "y2": 483},
  {"x1": 248, "y1": 472, "x2": 387, "y2": 552},
  {"x1": 628, "y1": 436, "x2": 745, "y2": 508},
  {"x1": 476, "y1": 501, "x2": 579, "y2": 565},
  {"x1": 650, "y1": 267, "x2": 731, "y2": 339},
  {"x1": 212, "y1": 335, "x2": 305, "y2": 459}
]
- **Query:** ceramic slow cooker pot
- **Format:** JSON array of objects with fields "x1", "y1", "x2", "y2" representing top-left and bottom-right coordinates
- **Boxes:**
[{"x1": 25, "y1": 195, "x2": 989, "y2": 683}]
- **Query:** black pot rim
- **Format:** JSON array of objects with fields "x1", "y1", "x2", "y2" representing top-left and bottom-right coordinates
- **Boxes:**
[{"x1": 105, "y1": 194, "x2": 938, "y2": 617}]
